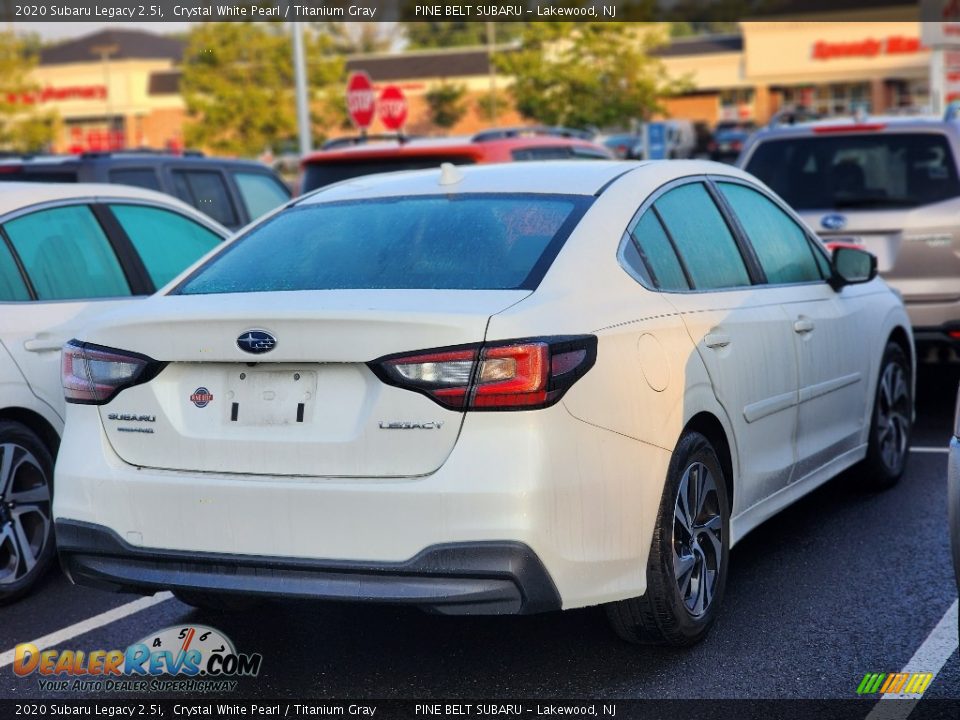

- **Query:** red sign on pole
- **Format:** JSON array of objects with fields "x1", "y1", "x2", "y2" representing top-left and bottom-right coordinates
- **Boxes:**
[
  {"x1": 346, "y1": 72, "x2": 376, "y2": 129},
  {"x1": 378, "y1": 85, "x2": 408, "y2": 132}
]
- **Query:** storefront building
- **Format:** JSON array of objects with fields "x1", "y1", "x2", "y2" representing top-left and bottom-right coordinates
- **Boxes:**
[{"x1": 19, "y1": 14, "x2": 931, "y2": 154}]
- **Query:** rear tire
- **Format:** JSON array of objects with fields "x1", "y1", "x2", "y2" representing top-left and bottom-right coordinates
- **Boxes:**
[
  {"x1": 0, "y1": 421, "x2": 56, "y2": 605},
  {"x1": 857, "y1": 341, "x2": 912, "y2": 491},
  {"x1": 606, "y1": 431, "x2": 730, "y2": 646}
]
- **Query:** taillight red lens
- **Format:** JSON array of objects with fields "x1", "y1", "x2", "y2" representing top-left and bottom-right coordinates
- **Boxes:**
[
  {"x1": 62, "y1": 341, "x2": 164, "y2": 405},
  {"x1": 372, "y1": 336, "x2": 596, "y2": 411}
]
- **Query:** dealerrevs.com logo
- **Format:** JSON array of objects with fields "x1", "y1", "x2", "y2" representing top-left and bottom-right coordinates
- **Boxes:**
[{"x1": 13, "y1": 625, "x2": 262, "y2": 693}]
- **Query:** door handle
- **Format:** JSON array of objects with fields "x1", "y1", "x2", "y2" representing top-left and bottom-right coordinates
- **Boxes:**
[
  {"x1": 24, "y1": 336, "x2": 64, "y2": 352},
  {"x1": 704, "y1": 333, "x2": 731, "y2": 349},
  {"x1": 793, "y1": 319, "x2": 815, "y2": 334}
]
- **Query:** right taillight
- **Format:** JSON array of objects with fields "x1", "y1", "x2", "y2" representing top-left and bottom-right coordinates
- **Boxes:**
[
  {"x1": 62, "y1": 340, "x2": 165, "y2": 405},
  {"x1": 372, "y1": 336, "x2": 597, "y2": 411}
]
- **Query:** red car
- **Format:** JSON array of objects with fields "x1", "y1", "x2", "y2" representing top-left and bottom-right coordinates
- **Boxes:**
[{"x1": 300, "y1": 127, "x2": 613, "y2": 193}]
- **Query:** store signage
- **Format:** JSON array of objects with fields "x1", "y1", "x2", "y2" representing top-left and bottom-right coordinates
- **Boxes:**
[
  {"x1": 811, "y1": 36, "x2": 923, "y2": 61},
  {"x1": 378, "y1": 85, "x2": 408, "y2": 131},
  {"x1": 6, "y1": 85, "x2": 107, "y2": 104},
  {"x1": 921, "y1": 0, "x2": 960, "y2": 47},
  {"x1": 346, "y1": 71, "x2": 376, "y2": 129}
]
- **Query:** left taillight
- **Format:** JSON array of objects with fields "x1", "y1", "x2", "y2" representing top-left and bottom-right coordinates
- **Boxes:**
[
  {"x1": 371, "y1": 336, "x2": 597, "y2": 411},
  {"x1": 62, "y1": 341, "x2": 165, "y2": 405}
]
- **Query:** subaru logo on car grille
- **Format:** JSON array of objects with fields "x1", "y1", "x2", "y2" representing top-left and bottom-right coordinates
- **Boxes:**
[
  {"x1": 821, "y1": 214, "x2": 847, "y2": 230},
  {"x1": 237, "y1": 330, "x2": 276, "y2": 354}
]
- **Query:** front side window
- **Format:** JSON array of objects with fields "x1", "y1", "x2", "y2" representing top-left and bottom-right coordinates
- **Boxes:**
[
  {"x1": 0, "y1": 240, "x2": 29, "y2": 301},
  {"x1": 233, "y1": 172, "x2": 291, "y2": 220},
  {"x1": 109, "y1": 204, "x2": 222, "y2": 288},
  {"x1": 653, "y1": 183, "x2": 751, "y2": 290},
  {"x1": 175, "y1": 194, "x2": 589, "y2": 295},
  {"x1": 718, "y1": 182, "x2": 823, "y2": 285},
  {"x1": 3, "y1": 205, "x2": 130, "y2": 300},
  {"x1": 171, "y1": 170, "x2": 238, "y2": 227}
]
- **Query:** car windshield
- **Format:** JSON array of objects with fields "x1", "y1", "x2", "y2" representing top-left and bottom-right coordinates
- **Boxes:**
[
  {"x1": 744, "y1": 132, "x2": 960, "y2": 210},
  {"x1": 301, "y1": 155, "x2": 477, "y2": 192},
  {"x1": 174, "y1": 193, "x2": 589, "y2": 295}
]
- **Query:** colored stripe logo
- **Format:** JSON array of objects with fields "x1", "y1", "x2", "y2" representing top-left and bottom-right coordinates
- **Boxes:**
[{"x1": 856, "y1": 672, "x2": 933, "y2": 695}]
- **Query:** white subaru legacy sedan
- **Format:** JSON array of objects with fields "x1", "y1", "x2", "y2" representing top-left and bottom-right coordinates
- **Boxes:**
[{"x1": 54, "y1": 161, "x2": 913, "y2": 645}]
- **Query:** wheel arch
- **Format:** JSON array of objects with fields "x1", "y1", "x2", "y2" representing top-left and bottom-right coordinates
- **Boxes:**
[
  {"x1": 0, "y1": 407, "x2": 61, "y2": 457},
  {"x1": 682, "y1": 411, "x2": 735, "y2": 513}
]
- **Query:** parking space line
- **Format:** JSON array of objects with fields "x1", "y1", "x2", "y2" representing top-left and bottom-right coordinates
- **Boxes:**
[
  {"x1": 0, "y1": 592, "x2": 172, "y2": 668},
  {"x1": 909, "y1": 447, "x2": 949, "y2": 454},
  {"x1": 865, "y1": 598, "x2": 959, "y2": 720}
]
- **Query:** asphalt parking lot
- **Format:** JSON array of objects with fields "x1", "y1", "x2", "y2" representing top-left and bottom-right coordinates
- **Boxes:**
[{"x1": 1, "y1": 361, "x2": 958, "y2": 703}]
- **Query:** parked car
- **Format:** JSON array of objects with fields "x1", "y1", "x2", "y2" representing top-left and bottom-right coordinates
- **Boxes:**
[
  {"x1": 0, "y1": 151, "x2": 291, "y2": 231},
  {"x1": 598, "y1": 132, "x2": 643, "y2": 159},
  {"x1": 0, "y1": 183, "x2": 229, "y2": 603},
  {"x1": 739, "y1": 116, "x2": 960, "y2": 349},
  {"x1": 55, "y1": 160, "x2": 912, "y2": 645},
  {"x1": 300, "y1": 128, "x2": 612, "y2": 193},
  {"x1": 709, "y1": 127, "x2": 753, "y2": 163},
  {"x1": 951, "y1": 385, "x2": 960, "y2": 596}
]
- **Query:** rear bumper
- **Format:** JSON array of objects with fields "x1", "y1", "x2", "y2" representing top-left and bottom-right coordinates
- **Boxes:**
[{"x1": 56, "y1": 519, "x2": 561, "y2": 615}]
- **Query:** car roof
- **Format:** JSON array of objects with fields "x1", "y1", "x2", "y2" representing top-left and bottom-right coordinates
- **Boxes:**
[
  {"x1": 0, "y1": 181, "x2": 223, "y2": 222},
  {"x1": 754, "y1": 115, "x2": 959, "y2": 139},
  {"x1": 302, "y1": 135, "x2": 607, "y2": 163},
  {"x1": 294, "y1": 159, "x2": 751, "y2": 203}
]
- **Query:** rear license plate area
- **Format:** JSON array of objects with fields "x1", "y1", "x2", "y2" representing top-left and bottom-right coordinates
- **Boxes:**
[{"x1": 226, "y1": 369, "x2": 317, "y2": 426}]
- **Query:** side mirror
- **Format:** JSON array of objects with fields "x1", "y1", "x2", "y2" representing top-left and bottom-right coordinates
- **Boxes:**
[{"x1": 829, "y1": 245, "x2": 877, "y2": 289}]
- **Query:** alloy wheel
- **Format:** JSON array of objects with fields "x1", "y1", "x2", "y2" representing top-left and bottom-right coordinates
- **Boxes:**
[
  {"x1": 0, "y1": 442, "x2": 51, "y2": 586},
  {"x1": 876, "y1": 361, "x2": 911, "y2": 473},
  {"x1": 672, "y1": 461, "x2": 723, "y2": 617}
]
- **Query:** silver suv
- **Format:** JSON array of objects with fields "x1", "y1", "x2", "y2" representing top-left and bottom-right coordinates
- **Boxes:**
[{"x1": 739, "y1": 117, "x2": 960, "y2": 346}]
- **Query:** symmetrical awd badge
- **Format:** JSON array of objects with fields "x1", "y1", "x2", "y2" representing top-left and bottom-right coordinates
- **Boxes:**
[{"x1": 237, "y1": 330, "x2": 277, "y2": 355}]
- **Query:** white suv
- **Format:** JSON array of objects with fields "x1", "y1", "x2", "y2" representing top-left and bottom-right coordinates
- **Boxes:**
[{"x1": 0, "y1": 183, "x2": 227, "y2": 602}]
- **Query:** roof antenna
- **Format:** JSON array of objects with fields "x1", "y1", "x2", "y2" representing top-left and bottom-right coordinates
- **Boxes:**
[{"x1": 438, "y1": 162, "x2": 464, "y2": 186}]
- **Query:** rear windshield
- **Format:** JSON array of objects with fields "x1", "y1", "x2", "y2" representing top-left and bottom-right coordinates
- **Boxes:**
[
  {"x1": 302, "y1": 155, "x2": 476, "y2": 193},
  {"x1": 175, "y1": 194, "x2": 589, "y2": 295},
  {"x1": 744, "y1": 132, "x2": 960, "y2": 210},
  {"x1": 0, "y1": 169, "x2": 78, "y2": 182}
]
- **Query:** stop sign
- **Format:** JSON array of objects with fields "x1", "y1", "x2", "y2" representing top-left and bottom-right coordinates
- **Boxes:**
[
  {"x1": 346, "y1": 72, "x2": 376, "y2": 129},
  {"x1": 378, "y1": 85, "x2": 408, "y2": 132}
]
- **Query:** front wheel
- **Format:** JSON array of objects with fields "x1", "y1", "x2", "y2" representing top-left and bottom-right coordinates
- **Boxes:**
[
  {"x1": 858, "y1": 341, "x2": 912, "y2": 490},
  {"x1": 606, "y1": 431, "x2": 730, "y2": 646},
  {"x1": 0, "y1": 421, "x2": 56, "y2": 604}
]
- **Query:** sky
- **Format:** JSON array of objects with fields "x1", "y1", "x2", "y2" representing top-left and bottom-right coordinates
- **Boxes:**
[{"x1": 13, "y1": 21, "x2": 193, "y2": 41}]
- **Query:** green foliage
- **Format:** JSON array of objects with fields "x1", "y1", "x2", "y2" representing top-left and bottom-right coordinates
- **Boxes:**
[
  {"x1": 313, "y1": 22, "x2": 398, "y2": 54},
  {"x1": 425, "y1": 82, "x2": 468, "y2": 129},
  {"x1": 475, "y1": 89, "x2": 509, "y2": 124},
  {"x1": 181, "y1": 23, "x2": 343, "y2": 156},
  {"x1": 403, "y1": 22, "x2": 525, "y2": 49},
  {"x1": 0, "y1": 32, "x2": 57, "y2": 153},
  {"x1": 494, "y1": 22, "x2": 680, "y2": 129}
]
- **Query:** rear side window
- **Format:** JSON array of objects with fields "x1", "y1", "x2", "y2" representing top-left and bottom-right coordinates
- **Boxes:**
[
  {"x1": 302, "y1": 155, "x2": 476, "y2": 193},
  {"x1": 654, "y1": 183, "x2": 751, "y2": 290},
  {"x1": 630, "y1": 210, "x2": 689, "y2": 291},
  {"x1": 109, "y1": 204, "x2": 222, "y2": 288},
  {"x1": 0, "y1": 240, "x2": 29, "y2": 301},
  {"x1": 718, "y1": 182, "x2": 823, "y2": 284},
  {"x1": 3, "y1": 205, "x2": 130, "y2": 300},
  {"x1": 512, "y1": 147, "x2": 572, "y2": 161},
  {"x1": 176, "y1": 194, "x2": 588, "y2": 295},
  {"x1": 745, "y1": 132, "x2": 960, "y2": 210},
  {"x1": 233, "y1": 172, "x2": 291, "y2": 220},
  {"x1": 109, "y1": 168, "x2": 162, "y2": 191},
  {"x1": 171, "y1": 170, "x2": 238, "y2": 227}
]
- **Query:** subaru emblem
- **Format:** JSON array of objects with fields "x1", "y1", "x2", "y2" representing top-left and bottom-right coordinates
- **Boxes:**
[
  {"x1": 237, "y1": 330, "x2": 276, "y2": 354},
  {"x1": 821, "y1": 214, "x2": 847, "y2": 230}
]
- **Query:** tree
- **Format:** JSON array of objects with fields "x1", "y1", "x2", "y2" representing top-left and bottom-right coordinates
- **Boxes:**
[
  {"x1": 475, "y1": 89, "x2": 509, "y2": 124},
  {"x1": 425, "y1": 82, "x2": 467, "y2": 129},
  {"x1": 181, "y1": 23, "x2": 343, "y2": 156},
  {"x1": 313, "y1": 22, "x2": 398, "y2": 55},
  {"x1": 403, "y1": 22, "x2": 525, "y2": 49},
  {"x1": 494, "y1": 23, "x2": 682, "y2": 129},
  {"x1": 0, "y1": 32, "x2": 57, "y2": 153}
]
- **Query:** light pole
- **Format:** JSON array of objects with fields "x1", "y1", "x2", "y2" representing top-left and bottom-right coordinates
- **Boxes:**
[
  {"x1": 486, "y1": 21, "x2": 497, "y2": 125},
  {"x1": 291, "y1": 22, "x2": 311, "y2": 156},
  {"x1": 91, "y1": 43, "x2": 119, "y2": 147}
]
